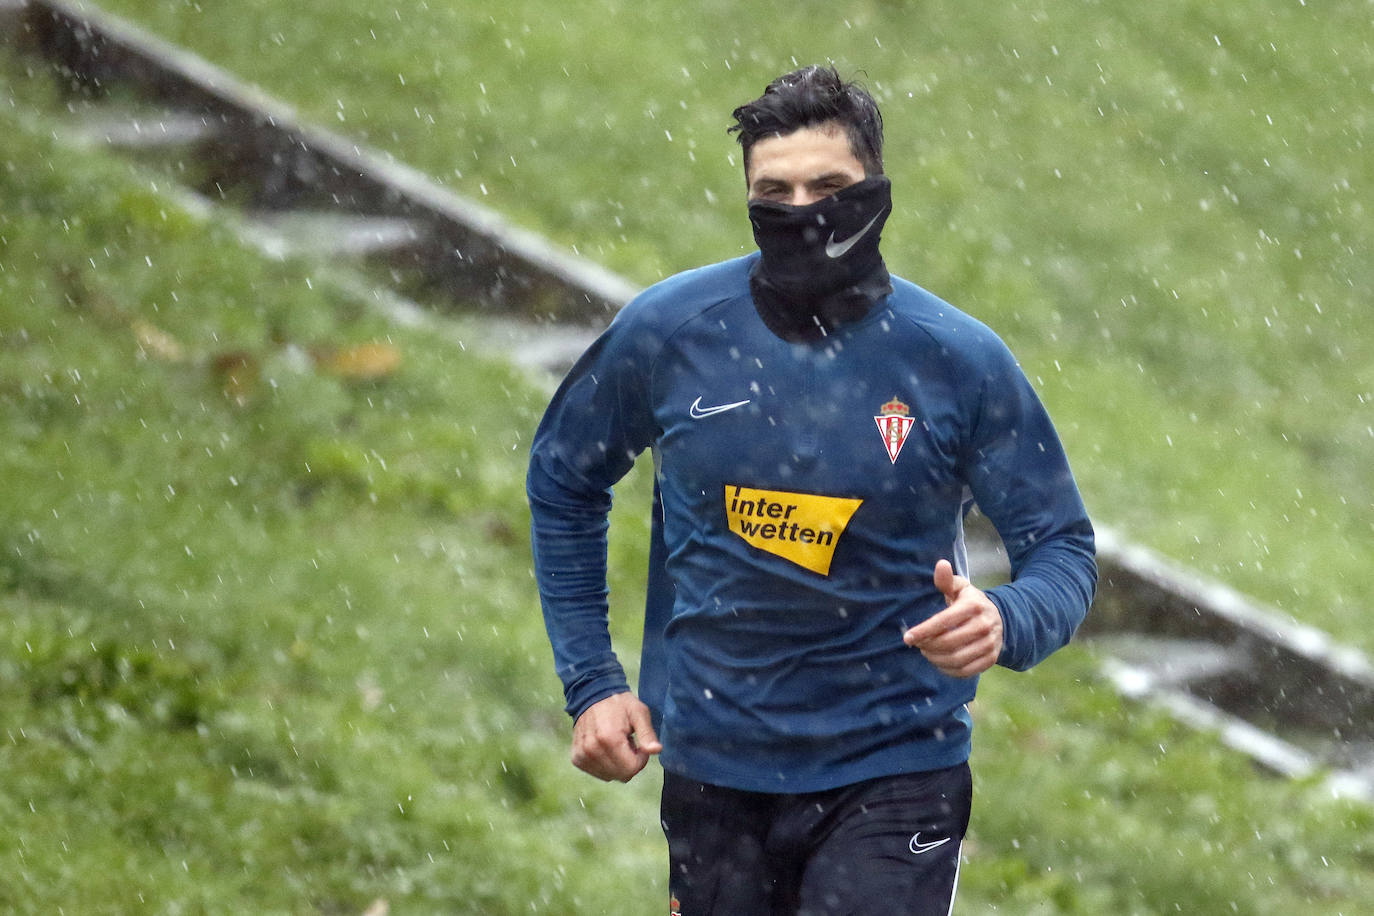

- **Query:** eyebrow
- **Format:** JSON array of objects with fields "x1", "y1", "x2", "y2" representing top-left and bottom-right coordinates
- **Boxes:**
[
  {"x1": 750, "y1": 170, "x2": 857, "y2": 190},
  {"x1": 806, "y1": 171, "x2": 858, "y2": 186}
]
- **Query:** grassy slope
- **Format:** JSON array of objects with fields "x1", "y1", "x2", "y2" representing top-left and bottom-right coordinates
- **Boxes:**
[
  {"x1": 88, "y1": 0, "x2": 1374, "y2": 650},
  {"x1": 5, "y1": 3, "x2": 1374, "y2": 914},
  {"x1": 1, "y1": 77, "x2": 667, "y2": 912}
]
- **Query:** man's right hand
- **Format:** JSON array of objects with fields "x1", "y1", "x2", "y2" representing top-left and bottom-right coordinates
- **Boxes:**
[{"x1": 571, "y1": 692, "x2": 663, "y2": 783}]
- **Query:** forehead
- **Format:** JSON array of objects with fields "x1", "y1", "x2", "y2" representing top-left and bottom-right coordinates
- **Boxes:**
[{"x1": 747, "y1": 123, "x2": 865, "y2": 182}]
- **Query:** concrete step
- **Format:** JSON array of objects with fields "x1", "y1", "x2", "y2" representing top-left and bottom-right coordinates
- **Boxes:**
[
  {"x1": 463, "y1": 317, "x2": 601, "y2": 376},
  {"x1": 64, "y1": 106, "x2": 223, "y2": 149},
  {"x1": 1090, "y1": 634, "x2": 1248, "y2": 688},
  {"x1": 242, "y1": 210, "x2": 430, "y2": 261},
  {"x1": 1103, "y1": 657, "x2": 1374, "y2": 802}
]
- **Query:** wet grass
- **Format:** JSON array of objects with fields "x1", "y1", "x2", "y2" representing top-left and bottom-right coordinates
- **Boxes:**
[
  {"x1": 1, "y1": 74, "x2": 665, "y2": 912},
  {"x1": 5, "y1": 5, "x2": 1374, "y2": 914},
  {"x1": 81, "y1": 0, "x2": 1374, "y2": 654}
]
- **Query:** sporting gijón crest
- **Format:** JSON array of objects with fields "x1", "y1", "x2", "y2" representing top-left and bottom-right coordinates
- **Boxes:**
[{"x1": 874, "y1": 397, "x2": 915, "y2": 464}]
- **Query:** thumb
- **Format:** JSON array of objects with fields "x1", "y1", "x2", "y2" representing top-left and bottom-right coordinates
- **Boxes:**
[
  {"x1": 629, "y1": 704, "x2": 662, "y2": 754},
  {"x1": 933, "y1": 558, "x2": 967, "y2": 605}
]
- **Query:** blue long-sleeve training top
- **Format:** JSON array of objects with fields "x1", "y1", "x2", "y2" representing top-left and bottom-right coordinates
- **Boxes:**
[{"x1": 527, "y1": 252, "x2": 1097, "y2": 793}]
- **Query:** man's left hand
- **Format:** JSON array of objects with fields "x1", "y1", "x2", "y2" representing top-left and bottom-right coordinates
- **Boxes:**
[{"x1": 903, "y1": 559, "x2": 1003, "y2": 678}]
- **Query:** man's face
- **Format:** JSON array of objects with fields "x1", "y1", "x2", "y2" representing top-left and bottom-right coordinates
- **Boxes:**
[{"x1": 746, "y1": 122, "x2": 867, "y2": 207}]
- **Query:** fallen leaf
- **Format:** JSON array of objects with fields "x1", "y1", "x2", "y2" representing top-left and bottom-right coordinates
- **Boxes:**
[
  {"x1": 211, "y1": 351, "x2": 259, "y2": 406},
  {"x1": 314, "y1": 342, "x2": 401, "y2": 380},
  {"x1": 132, "y1": 320, "x2": 186, "y2": 362}
]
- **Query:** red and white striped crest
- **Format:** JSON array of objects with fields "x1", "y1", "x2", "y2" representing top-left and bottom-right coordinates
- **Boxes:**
[{"x1": 874, "y1": 397, "x2": 915, "y2": 464}]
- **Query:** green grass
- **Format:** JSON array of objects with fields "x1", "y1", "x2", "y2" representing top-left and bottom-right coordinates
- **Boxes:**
[
  {"x1": 82, "y1": 0, "x2": 1374, "y2": 654},
  {"x1": 1, "y1": 77, "x2": 666, "y2": 912},
  {"x1": 5, "y1": 3, "x2": 1374, "y2": 913}
]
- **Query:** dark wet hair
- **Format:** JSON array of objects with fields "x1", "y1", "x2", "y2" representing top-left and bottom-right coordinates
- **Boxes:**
[{"x1": 728, "y1": 65, "x2": 884, "y2": 179}]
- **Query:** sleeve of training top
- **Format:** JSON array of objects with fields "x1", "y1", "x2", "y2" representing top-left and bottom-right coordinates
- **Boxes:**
[
  {"x1": 958, "y1": 335, "x2": 1097, "y2": 671},
  {"x1": 526, "y1": 304, "x2": 661, "y2": 721}
]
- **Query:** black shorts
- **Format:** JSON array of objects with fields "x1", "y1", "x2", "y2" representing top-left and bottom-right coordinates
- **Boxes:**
[{"x1": 661, "y1": 763, "x2": 971, "y2": 916}]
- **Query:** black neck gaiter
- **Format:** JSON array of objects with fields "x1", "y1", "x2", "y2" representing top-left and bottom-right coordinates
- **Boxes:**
[{"x1": 748, "y1": 176, "x2": 894, "y2": 343}]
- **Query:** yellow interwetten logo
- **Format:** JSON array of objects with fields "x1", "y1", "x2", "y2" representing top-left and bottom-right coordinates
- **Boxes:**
[{"x1": 725, "y1": 485, "x2": 863, "y2": 575}]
